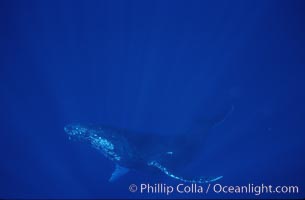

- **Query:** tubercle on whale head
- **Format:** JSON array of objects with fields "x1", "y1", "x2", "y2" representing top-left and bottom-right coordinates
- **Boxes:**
[
  {"x1": 64, "y1": 123, "x2": 114, "y2": 145},
  {"x1": 64, "y1": 123, "x2": 90, "y2": 141},
  {"x1": 64, "y1": 123, "x2": 122, "y2": 162}
]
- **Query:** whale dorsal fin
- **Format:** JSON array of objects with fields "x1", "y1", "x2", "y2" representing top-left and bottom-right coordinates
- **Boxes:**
[{"x1": 109, "y1": 164, "x2": 129, "y2": 182}]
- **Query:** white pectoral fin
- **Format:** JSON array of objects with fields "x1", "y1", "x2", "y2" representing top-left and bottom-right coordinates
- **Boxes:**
[
  {"x1": 109, "y1": 164, "x2": 129, "y2": 182},
  {"x1": 148, "y1": 160, "x2": 223, "y2": 183}
]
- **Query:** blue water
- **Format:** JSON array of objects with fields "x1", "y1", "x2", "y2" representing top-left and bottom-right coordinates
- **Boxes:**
[{"x1": 1, "y1": 0, "x2": 304, "y2": 199}]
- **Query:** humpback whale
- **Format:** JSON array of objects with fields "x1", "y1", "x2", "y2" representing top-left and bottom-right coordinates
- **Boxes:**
[{"x1": 64, "y1": 106, "x2": 233, "y2": 183}]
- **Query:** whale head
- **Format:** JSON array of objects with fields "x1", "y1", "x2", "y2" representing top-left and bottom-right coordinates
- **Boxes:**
[{"x1": 64, "y1": 123, "x2": 125, "y2": 162}]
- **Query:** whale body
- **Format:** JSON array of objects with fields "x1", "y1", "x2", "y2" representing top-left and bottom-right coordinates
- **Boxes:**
[{"x1": 64, "y1": 106, "x2": 233, "y2": 183}]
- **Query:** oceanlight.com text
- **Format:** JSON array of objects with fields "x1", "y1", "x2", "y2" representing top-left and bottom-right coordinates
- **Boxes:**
[
  {"x1": 129, "y1": 183, "x2": 299, "y2": 196},
  {"x1": 213, "y1": 183, "x2": 299, "y2": 196}
]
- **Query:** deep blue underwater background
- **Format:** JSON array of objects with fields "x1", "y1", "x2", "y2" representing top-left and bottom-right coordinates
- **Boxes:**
[{"x1": 1, "y1": 0, "x2": 305, "y2": 199}]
